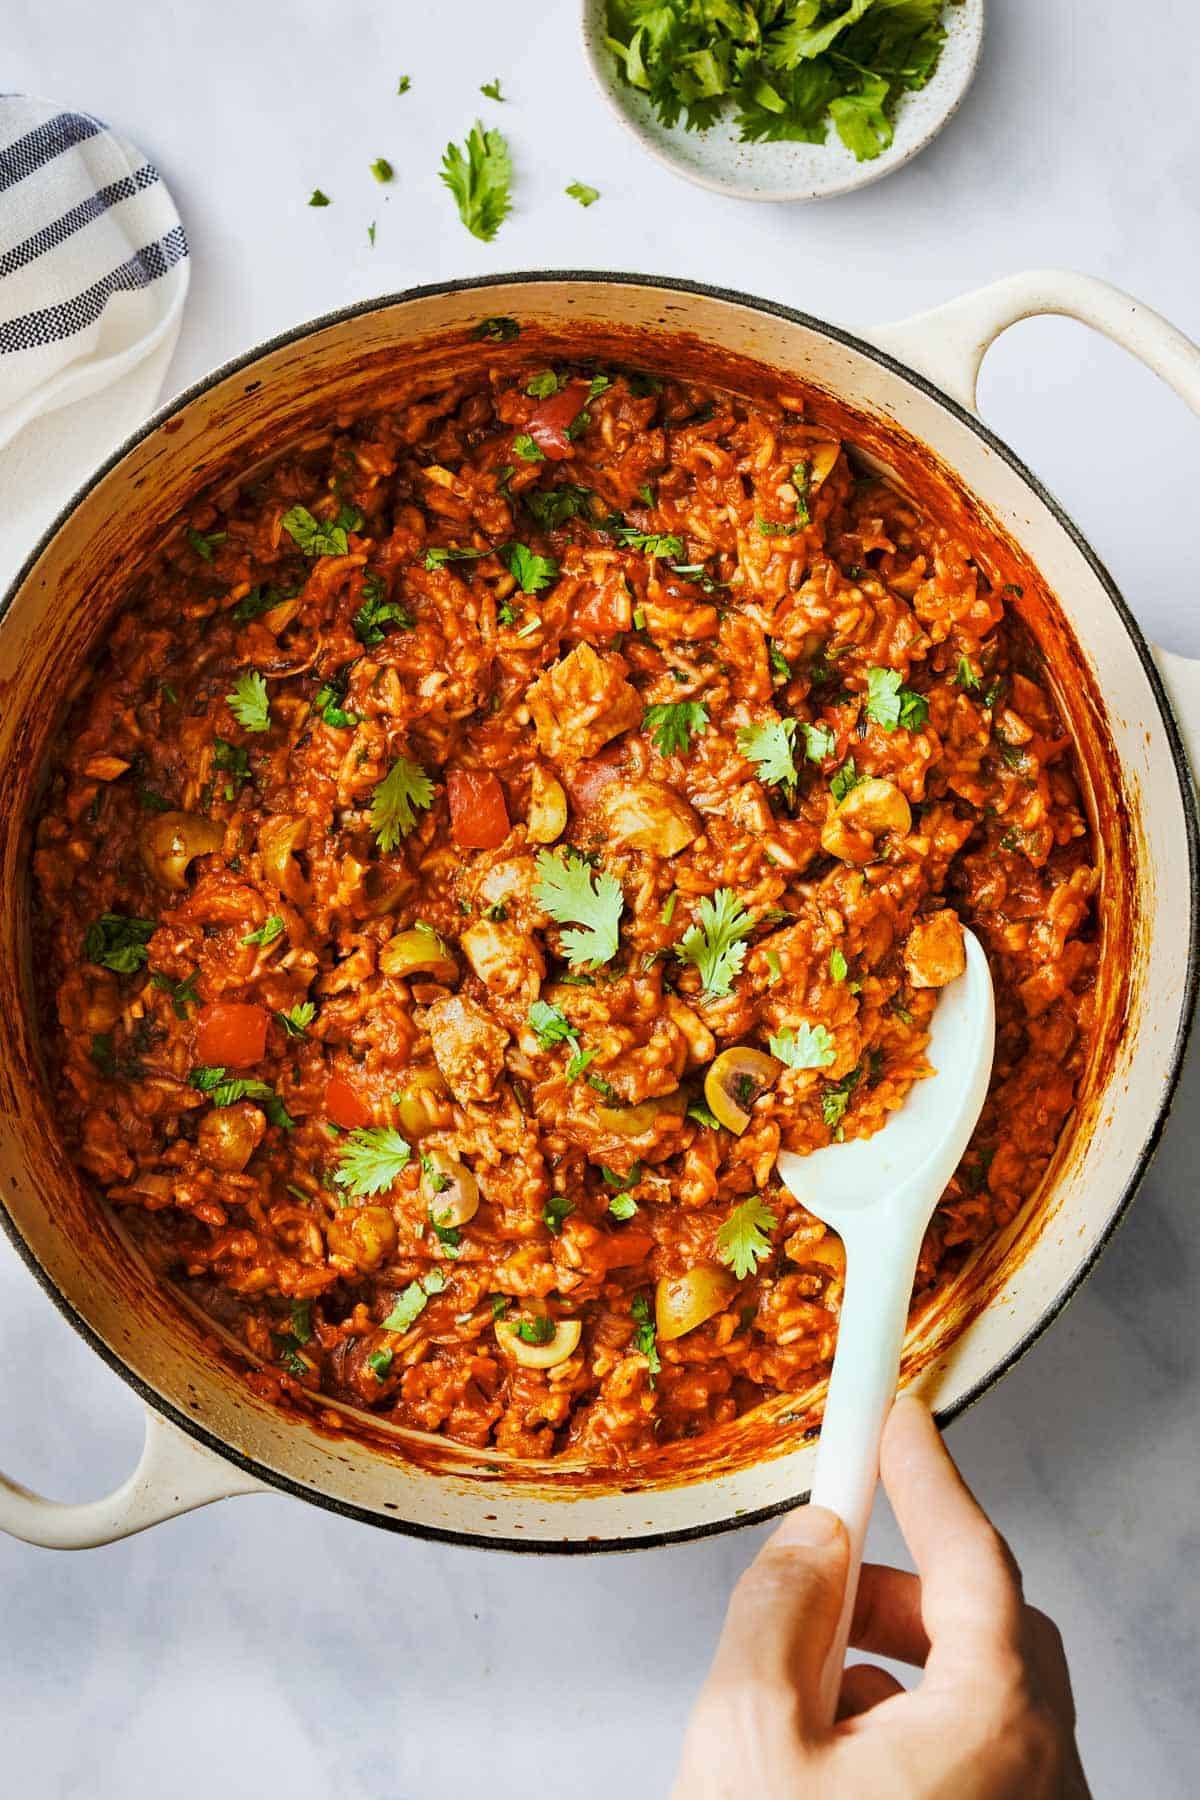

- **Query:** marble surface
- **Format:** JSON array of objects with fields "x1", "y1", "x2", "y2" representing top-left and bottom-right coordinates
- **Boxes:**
[{"x1": 3, "y1": 1, "x2": 1199, "y2": 1793}]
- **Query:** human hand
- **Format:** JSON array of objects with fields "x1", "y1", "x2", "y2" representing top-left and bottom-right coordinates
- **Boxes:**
[{"x1": 672, "y1": 1396, "x2": 1090, "y2": 1799}]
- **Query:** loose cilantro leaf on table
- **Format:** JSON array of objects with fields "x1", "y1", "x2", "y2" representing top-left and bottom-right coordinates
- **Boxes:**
[
  {"x1": 770, "y1": 1023, "x2": 836, "y2": 1070},
  {"x1": 566, "y1": 181, "x2": 600, "y2": 206},
  {"x1": 371, "y1": 755, "x2": 435, "y2": 851},
  {"x1": 440, "y1": 120, "x2": 512, "y2": 242},
  {"x1": 677, "y1": 888, "x2": 755, "y2": 997},
  {"x1": 864, "y1": 666, "x2": 929, "y2": 732},
  {"x1": 226, "y1": 669, "x2": 271, "y2": 733},
  {"x1": 335, "y1": 1126, "x2": 412, "y2": 1198},
  {"x1": 481, "y1": 77, "x2": 505, "y2": 101},
  {"x1": 397, "y1": 76, "x2": 411, "y2": 96},
  {"x1": 370, "y1": 156, "x2": 394, "y2": 183},
  {"x1": 85, "y1": 913, "x2": 157, "y2": 974},
  {"x1": 716, "y1": 1196, "x2": 778, "y2": 1280},
  {"x1": 308, "y1": 189, "x2": 331, "y2": 207},
  {"x1": 534, "y1": 849, "x2": 624, "y2": 968},
  {"x1": 643, "y1": 699, "x2": 708, "y2": 757},
  {"x1": 738, "y1": 717, "x2": 799, "y2": 792}
]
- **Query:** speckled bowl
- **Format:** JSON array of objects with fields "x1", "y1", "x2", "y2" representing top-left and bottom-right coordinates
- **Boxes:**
[{"x1": 581, "y1": 0, "x2": 986, "y2": 202}]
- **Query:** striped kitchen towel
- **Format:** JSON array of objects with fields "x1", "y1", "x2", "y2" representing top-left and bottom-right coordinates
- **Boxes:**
[{"x1": 0, "y1": 95, "x2": 189, "y2": 587}]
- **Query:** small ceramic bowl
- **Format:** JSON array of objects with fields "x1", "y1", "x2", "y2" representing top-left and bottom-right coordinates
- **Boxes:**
[{"x1": 581, "y1": 0, "x2": 985, "y2": 203}]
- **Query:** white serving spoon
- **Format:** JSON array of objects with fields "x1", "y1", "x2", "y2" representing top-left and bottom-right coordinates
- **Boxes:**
[{"x1": 776, "y1": 928, "x2": 995, "y2": 1725}]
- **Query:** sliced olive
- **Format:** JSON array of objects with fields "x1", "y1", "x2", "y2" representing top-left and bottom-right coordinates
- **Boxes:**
[
  {"x1": 496, "y1": 1317, "x2": 582, "y2": 1369},
  {"x1": 380, "y1": 926, "x2": 458, "y2": 983},
  {"x1": 393, "y1": 1067, "x2": 452, "y2": 1140},
  {"x1": 327, "y1": 1204, "x2": 398, "y2": 1273},
  {"x1": 197, "y1": 1103, "x2": 264, "y2": 1173},
  {"x1": 139, "y1": 811, "x2": 224, "y2": 890},
  {"x1": 527, "y1": 766, "x2": 568, "y2": 845},
  {"x1": 655, "y1": 1266, "x2": 737, "y2": 1343},
  {"x1": 421, "y1": 1148, "x2": 479, "y2": 1227},
  {"x1": 703, "y1": 1047, "x2": 782, "y2": 1135},
  {"x1": 596, "y1": 1087, "x2": 688, "y2": 1137}
]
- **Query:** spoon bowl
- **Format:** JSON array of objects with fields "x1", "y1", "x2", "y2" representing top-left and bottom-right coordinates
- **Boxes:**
[{"x1": 777, "y1": 927, "x2": 995, "y2": 1721}]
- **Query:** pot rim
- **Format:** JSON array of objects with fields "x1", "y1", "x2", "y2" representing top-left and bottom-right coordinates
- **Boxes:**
[{"x1": 1, "y1": 269, "x2": 1196, "y2": 1555}]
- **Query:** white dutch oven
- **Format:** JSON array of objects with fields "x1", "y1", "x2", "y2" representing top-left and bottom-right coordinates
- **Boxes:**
[{"x1": 0, "y1": 269, "x2": 1196, "y2": 1553}]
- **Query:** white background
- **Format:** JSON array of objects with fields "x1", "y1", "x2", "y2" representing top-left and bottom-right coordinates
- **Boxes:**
[{"x1": 4, "y1": 2, "x2": 1199, "y2": 1795}]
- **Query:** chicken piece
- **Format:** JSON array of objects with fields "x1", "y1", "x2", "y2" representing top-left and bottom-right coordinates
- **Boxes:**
[
  {"x1": 460, "y1": 918, "x2": 546, "y2": 1001},
  {"x1": 426, "y1": 994, "x2": 510, "y2": 1102},
  {"x1": 904, "y1": 909, "x2": 966, "y2": 989},
  {"x1": 526, "y1": 642, "x2": 641, "y2": 762},
  {"x1": 602, "y1": 780, "x2": 701, "y2": 857}
]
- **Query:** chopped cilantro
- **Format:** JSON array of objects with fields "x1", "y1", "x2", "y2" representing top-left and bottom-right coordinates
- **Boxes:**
[
  {"x1": 631, "y1": 1294, "x2": 660, "y2": 1380},
  {"x1": 185, "y1": 526, "x2": 226, "y2": 561},
  {"x1": 822, "y1": 1064, "x2": 863, "y2": 1132},
  {"x1": 864, "y1": 666, "x2": 929, "y2": 733},
  {"x1": 473, "y1": 316, "x2": 520, "y2": 342},
  {"x1": 615, "y1": 527, "x2": 684, "y2": 558},
  {"x1": 512, "y1": 433, "x2": 545, "y2": 463},
  {"x1": 281, "y1": 504, "x2": 357, "y2": 559},
  {"x1": 481, "y1": 77, "x2": 505, "y2": 101},
  {"x1": 277, "y1": 1001, "x2": 316, "y2": 1037},
  {"x1": 677, "y1": 888, "x2": 755, "y2": 997},
  {"x1": 716, "y1": 1196, "x2": 777, "y2": 1279},
  {"x1": 370, "y1": 157, "x2": 394, "y2": 183},
  {"x1": 150, "y1": 970, "x2": 199, "y2": 1018},
  {"x1": 566, "y1": 181, "x2": 600, "y2": 206},
  {"x1": 608, "y1": 1192, "x2": 639, "y2": 1220},
  {"x1": 829, "y1": 947, "x2": 848, "y2": 984},
  {"x1": 514, "y1": 1314, "x2": 556, "y2": 1345},
  {"x1": 308, "y1": 189, "x2": 331, "y2": 207},
  {"x1": 543, "y1": 1194, "x2": 574, "y2": 1236},
  {"x1": 226, "y1": 669, "x2": 271, "y2": 734},
  {"x1": 525, "y1": 484, "x2": 594, "y2": 530},
  {"x1": 334, "y1": 1126, "x2": 412, "y2": 1198},
  {"x1": 242, "y1": 913, "x2": 284, "y2": 948},
  {"x1": 534, "y1": 849, "x2": 624, "y2": 968},
  {"x1": 770, "y1": 1023, "x2": 836, "y2": 1070},
  {"x1": 802, "y1": 721, "x2": 836, "y2": 763},
  {"x1": 830, "y1": 756, "x2": 860, "y2": 804},
  {"x1": 502, "y1": 542, "x2": 559, "y2": 593},
  {"x1": 643, "y1": 699, "x2": 709, "y2": 757},
  {"x1": 371, "y1": 755, "x2": 435, "y2": 851},
  {"x1": 739, "y1": 717, "x2": 799, "y2": 791},
  {"x1": 85, "y1": 913, "x2": 156, "y2": 975}
]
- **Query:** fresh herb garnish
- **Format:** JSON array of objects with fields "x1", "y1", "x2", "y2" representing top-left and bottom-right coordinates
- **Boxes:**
[
  {"x1": 802, "y1": 720, "x2": 836, "y2": 762},
  {"x1": 382, "y1": 1272, "x2": 443, "y2": 1332},
  {"x1": 473, "y1": 316, "x2": 520, "y2": 342},
  {"x1": 533, "y1": 849, "x2": 624, "y2": 968},
  {"x1": 242, "y1": 913, "x2": 284, "y2": 948},
  {"x1": 716, "y1": 1196, "x2": 777, "y2": 1280},
  {"x1": 770, "y1": 1023, "x2": 836, "y2": 1070},
  {"x1": 308, "y1": 189, "x2": 331, "y2": 207},
  {"x1": 829, "y1": 948, "x2": 848, "y2": 984},
  {"x1": 738, "y1": 717, "x2": 799, "y2": 792},
  {"x1": 643, "y1": 699, "x2": 709, "y2": 757},
  {"x1": 281, "y1": 504, "x2": 358, "y2": 559},
  {"x1": 566, "y1": 181, "x2": 600, "y2": 206},
  {"x1": 353, "y1": 579, "x2": 412, "y2": 646},
  {"x1": 543, "y1": 1194, "x2": 574, "y2": 1236},
  {"x1": 189, "y1": 1067, "x2": 293, "y2": 1128},
  {"x1": 370, "y1": 156, "x2": 394, "y2": 183},
  {"x1": 226, "y1": 669, "x2": 271, "y2": 734},
  {"x1": 481, "y1": 77, "x2": 505, "y2": 101},
  {"x1": 371, "y1": 755, "x2": 435, "y2": 851},
  {"x1": 334, "y1": 1126, "x2": 412, "y2": 1198},
  {"x1": 677, "y1": 888, "x2": 755, "y2": 997},
  {"x1": 830, "y1": 756, "x2": 861, "y2": 804},
  {"x1": 864, "y1": 666, "x2": 929, "y2": 732},
  {"x1": 85, "y1": 913, "x2": 156, "y2": 974},
  {"x1": 822, "y1": 1064, "x2": 863, "y2": 1132},
  {"x1": 528, "y1": 999, "x2": 576, "y2": 1049},
  {"x1": 186, "y1": 526, "x2": 226, "y2": 562},
  {"x1": 615, "y1": 527, "x2": 684, "y2": 557},
  {"x1": 514, "y1": 1314, "x2": 556, "y2": 1346},
  {"x1": 512, "y1": 433, "x2": 545, "y2": 463},
  {"x1": 151, "y1": 970, "x2": 199, "y2": 1018},
  {"x1": 424, "y1": 544, "x2": 488, "y2": 571},
  {"x1": 440, "y1": 120, "x2": 513, "y2": 242},
  {"x1": 277, "y1": 1001, "x2": 316, "y2": 1038},
  {"x1": 525, "y1": 485, "x2": 594, "y2": 530},
  {"x1": 631, "y1": 1293, "x2": 661, "y2": 1380},
  {"x1": 609, "y1": 1193, "x2": 639, "y2": 1221},
  {"x1": 502, "y1": 542, "x2": 559, "y2": 593}
]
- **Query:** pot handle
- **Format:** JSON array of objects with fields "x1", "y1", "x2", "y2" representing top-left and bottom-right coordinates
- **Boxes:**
[
  {"x1": 865, "y1": 268, "x2": 1200, "y2": 784},
  {"x1": 0, "y1": 1406, "x2": 266, "y2": 1549}
]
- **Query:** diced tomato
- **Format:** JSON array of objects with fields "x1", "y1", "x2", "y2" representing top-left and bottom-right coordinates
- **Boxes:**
[
  {"x1": 447, "y1": 768, "x2": 510, "y2": 849},
  {"x1": 563, "y1": 751, "x2": 624, "y2": 813},
  {"x1": 325, "y1": 1074, "x2": 373, "y2": 1131},
  {"x1": 602, "y1": 1230, "x2": 657, "y2": 1270},
  {"x1": 565, "y1": 580, "x2": 632, "y2": 641},
  {"x1": 195, "y1": 1002, "x2": 268, "y2": 1068},
  {"x1": 526, "y1": 382, "x2": 589, "y2": 461}
]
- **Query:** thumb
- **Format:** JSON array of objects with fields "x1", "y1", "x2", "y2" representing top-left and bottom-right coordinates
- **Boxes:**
[{"x1": 707, "y1": 1506, "x2": 849, "y2": 1735}]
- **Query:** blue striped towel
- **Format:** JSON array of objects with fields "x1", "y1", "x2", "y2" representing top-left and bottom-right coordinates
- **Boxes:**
[{"x1": 0, "y1": 95, "x2": 189, "y2": 455}]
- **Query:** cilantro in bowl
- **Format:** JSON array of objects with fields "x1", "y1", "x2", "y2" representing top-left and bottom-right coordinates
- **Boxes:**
[{"x1": 603, "y1": 0, "x2": 952, "y2": 162}]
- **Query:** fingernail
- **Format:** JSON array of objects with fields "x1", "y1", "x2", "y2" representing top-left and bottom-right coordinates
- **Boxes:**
[{"x1": 775, "y1": 1504, "x2": 841, "y2": 1547}]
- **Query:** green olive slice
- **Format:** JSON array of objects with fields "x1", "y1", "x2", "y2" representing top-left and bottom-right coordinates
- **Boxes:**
[
  {"x1": 703, "y1": 1047, "x2": 782, "y2": 1135},
  {"x1": 595, "y1": 1088, "x2": 687, "y2": 1137},
  {"x1": 139, "y1": 811, "x2": 224, "y2": 891},
  {"x1": 655, "y1": 1266, "x2": 737, "y2": 1343},
  {"x1": 496, "y1": 1318, "x2": 582, "y2": 1369},
  {"x1": 421, "y1": 1148, "x2": 479, "y2": 1227},
  {"x1": 380, "y1": 926, "x2": 458, "y2": 982}
]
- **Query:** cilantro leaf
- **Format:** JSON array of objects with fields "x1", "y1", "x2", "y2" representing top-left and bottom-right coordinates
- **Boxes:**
[
  {"x1": 543, "y1": 1194, "x2": 574, "y2": 1235},
  {"x1": 770, "y1": 1023, "x2": 837, "y2": 1070},
  {"x1": 439, "y1": 120, "x2": 512, "y2": 242},
  {"x1": 525, "y1": 485, "x2": 594, "y2": 530},
  {"x1": 609, "y1": 1193, "x2": 639, "y2": 1221},
  {"x1": 677, "y1": 888, "x2": 755, "y2": 997},
  {"x1": 830, "y1": 756, "x2": 860, "y2": 804},
  {"x1": 643, "y1": 699, "x2": 709, "y2": 757},
  {"x1": 512, "y1": 433, "x2": 545, "y2": 463},
  {"x1": 615, "y1": 526, "x2": 684, "y2": 558},
  {"x1": 383, "y1": 1276, "x2": 437, "y2": 1332},
  {"x1": 829, "y1": 73, "x2": 893, "y2": 161},
  {"x1": 822, "y1": 1064, "x2": 864, "y2": 1132},
  {"x1": 334, "y1": 1126, "x2": 412, "y2": 1198},
  {"x1": 481, "y1": 77, "x2": 505, "y2": 101},
  {"x1": 956, "y1": 656, "x2": 982, "y2": 692},
  {"x1": 630, "y1": 1293, "x2": 660, "y2": 1380},
  {"x1": 189, "y1": 1066, "x2": 293, "y2": 1127},
  {"x1": 85, "y1": 913, "x2": 156, "y2": 974},
  {"x1": 226, "y1": 669, "x2": 271, "y2": 734},
  {"x1": 242, "y1": 913, "x2": 284, "y2": 948},
  {"x1": 276, "y1": 1001, "x2": 316, "y2": 1037},
  {"x1": 308, "y1": 189, "x2": 331, "y2": 207},
  {"x1": 528, "y1": 999, "x2": 576, "y2": 1049},
  {"x1": 802, "y1": 720, "x2": 836, "y2": 763},
  {"x1": 865, "y1": 666, "x2": 929, "y2": 732},
  {"x1": 473, "y1": 316, "x2": 520, "y2": 342},
  {"x1": 502, "y1": 542, "x2": 559, "y2": 593},
  {"x1": 397, "y1": 75, "x2": 411, "y2": 95},
  {"x1": 151, "y1": 970, "x2": 199, "y2": 1018},
  {"x1": 829, "y1": 948, "x2": 848, "y2": 984},
  {"x1": 534, "y1": 849, "x2": 624, "y2": 968},
  {"x1": 282, "y1": 504, "x2": 355, "y2": 559},
  {"x1": 353, "y1": 577, "x2": 412, "y2": 646},
  {"x1": 566, "y1": 181, "x2": 600, "y2": 206},
  {"x1": 513, "y1": 1314, "x2": 555, "y2": 1345},
  {"x1": 370, "y1": 157, "x2": 394, "y2": 183},
  {"x1": 716, "y1": 1196, "x2": 778, "y2": 1280},
  {"x1": 371, "y1": 755, "x2": 435, "y2": 851},
  {"x1": 186, "y1": 526, "x2": 226, "y2": 561},
  {"x1": 739, "y1": 716, "x2": 799, "y2": 792}
]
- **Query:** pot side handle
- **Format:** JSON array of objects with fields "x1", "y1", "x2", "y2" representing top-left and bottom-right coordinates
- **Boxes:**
[
  {"x1": 864, "y1": 268, "x2": 1200, "y2": 787},
  {"x1": 0, "y1": 1407, "x2": 266, "y2": 1549}
]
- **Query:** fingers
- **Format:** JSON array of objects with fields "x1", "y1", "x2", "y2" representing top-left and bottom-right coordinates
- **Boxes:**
[
  {"x1": 850, "y1": 1562, "x2": 930, "y2": 1667},
  {"x1": 880, "y1": 1396, "x2": 1026, "y2": 1664},
  {"x1": 707, "y1": 1504, "x2": 849, "y2": 1734},
  {"x1": 836, "y1": 1662, "x2": 905, "y2": 1722}
]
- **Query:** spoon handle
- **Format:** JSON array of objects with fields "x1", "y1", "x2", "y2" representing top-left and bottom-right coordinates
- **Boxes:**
[{"x1": 808, "y1": 1222, "x2": 926, "y2": 1728}]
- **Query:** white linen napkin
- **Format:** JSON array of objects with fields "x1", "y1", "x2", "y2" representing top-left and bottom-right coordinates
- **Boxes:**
[{"x1": 0, "y1": 95, "x2": 190, "y2": 591}]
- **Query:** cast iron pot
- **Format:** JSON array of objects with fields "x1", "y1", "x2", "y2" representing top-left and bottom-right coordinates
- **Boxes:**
[{"x1": 0, "y1": 269, "x2": 1196, "y2": 1553}]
